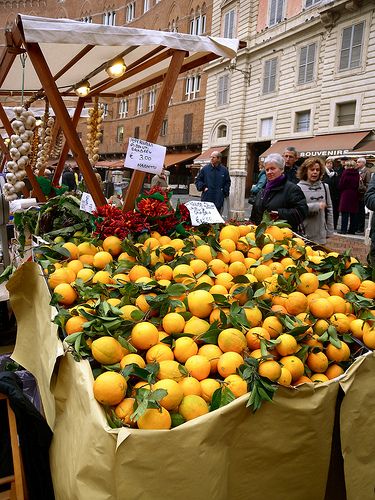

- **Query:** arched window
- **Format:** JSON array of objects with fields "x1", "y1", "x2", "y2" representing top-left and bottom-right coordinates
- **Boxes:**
[{"x1": 217, "y1": 125, "x2": 227, "y2": 138}]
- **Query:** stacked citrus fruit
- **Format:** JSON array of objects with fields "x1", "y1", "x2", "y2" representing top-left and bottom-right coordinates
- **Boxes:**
[{"x1": 41, "y1": 222, "x2": 375, "y2": 430}]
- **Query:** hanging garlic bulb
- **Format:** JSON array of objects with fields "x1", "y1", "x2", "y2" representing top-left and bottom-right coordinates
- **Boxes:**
[
  {"x1": 3, "y1": 106, "x2": 36, "y2": 201},
  {"x1": 35, "y1": 111, "x2": 55, "y2": 174},
  {"x1": 51, "y1": 128, "x2": 64, "y2": 159},
  {"x1": 86, "y1": 101, "x2": 104, "y2": 166}
]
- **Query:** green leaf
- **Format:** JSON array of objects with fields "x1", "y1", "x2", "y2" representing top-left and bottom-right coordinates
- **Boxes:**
[{"x1": 318, "y1": 271, "x2": 335, "y2": 281}]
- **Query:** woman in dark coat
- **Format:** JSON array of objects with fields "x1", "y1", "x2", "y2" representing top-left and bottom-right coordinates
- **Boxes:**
[
  {"x1": 250, "y1": 153, "x2": 308, "y2": 233},
  {"x1": 338, "y1": 160, "x2": 360, "y2": 234}
]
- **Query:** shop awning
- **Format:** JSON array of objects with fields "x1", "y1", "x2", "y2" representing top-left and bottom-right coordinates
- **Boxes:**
[
  {"x1": 193, "y1": 146, "x2": 228, "y2": 164},
  {"x1": 355, "y1": 140, "x2": 375, "y2": 154},
  {"x1": 164, "y1": 152, "x2": 200, "y2": 167},
  {"x1": 260, "y1": 131, "x2": 372, "y2": 158}
]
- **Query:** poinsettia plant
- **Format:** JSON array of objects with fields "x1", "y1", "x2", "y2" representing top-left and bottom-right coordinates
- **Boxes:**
[{"x1": 93, "y1": 187, "x2": 191, "y2": 239}]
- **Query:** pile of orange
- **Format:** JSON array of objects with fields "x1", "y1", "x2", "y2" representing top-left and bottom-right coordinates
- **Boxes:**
[{"x1": 41, "y1": 223, "x2": 375, "y2": 430}]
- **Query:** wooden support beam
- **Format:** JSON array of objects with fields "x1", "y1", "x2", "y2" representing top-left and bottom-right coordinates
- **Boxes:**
[
  {"x1": 52, "y1": 98, "x2": 85, "y2": 186},
  {"x1": 123, "y1": 49, "x2": 186, "y2": 211},
  {"x1": 0, "y1": 101, "x2": 13, "y2": 136},
  {"x1": 23, "y1": 41, "x2": 106, "y2": 208},
  {"x1": 0, "y1": 135, "x2": 10, "y2": 161}
]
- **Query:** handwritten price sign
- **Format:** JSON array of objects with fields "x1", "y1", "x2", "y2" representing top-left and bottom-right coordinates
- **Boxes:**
[
  {"x1": 124, "y1": 137, "x2": 166, "y2": 175},
  {"x1": 80, "y1": 192, "x2": 97, "y2": 214},
  {"x1": 185, "y1": 201, "x2": 225, "y2": 226}
]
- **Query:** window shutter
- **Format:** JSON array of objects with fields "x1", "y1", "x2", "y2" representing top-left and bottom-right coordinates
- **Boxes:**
[
  {"x1": 298, "y1": 46, "x2": 307, "y2": 84},
  {"x1": 305, "y1": 43, "x2": 316, "y2": 82},
  {"x1": 183, "y1": 114, "x2": 193, "y2": 143},
  {"x1": 223, "y1": 75, "x2": 229, "y2": 104},
  {"x1": 351, "y1": 22, "x2": 364, "y2": 68},
  {"x1": 269, "y1": 0, "x2": 276, "y2": 25},
  {"x1": 218, "y1": 76, "x2": 224, "y2": 105},
  {"x1": 229, "y1": 10, "x2": 235, "y2": 38},
  {"x1": 276, "y1": 0, "x2": 284, "y2": 24},
  {"x1": 269, "y1": 58, "x2": 277, "y2": 92},
  {"x1": 339, "y1": 26, "x2": 353, "y2": 70}
]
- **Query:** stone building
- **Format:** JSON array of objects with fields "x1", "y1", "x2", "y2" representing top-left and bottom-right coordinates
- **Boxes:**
[{"x1": 203, "y1": 0, "x2": 375, "y2": 218}]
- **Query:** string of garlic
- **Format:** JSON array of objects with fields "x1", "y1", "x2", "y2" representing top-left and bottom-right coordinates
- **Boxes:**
[
  {"x1": 34, "y1": 111, "x2": 55, "y2": 175},
  {"x1": 86, "y1": 101, "x2": 103, "y2": 166},
  {"x1": 3, "y1": 106, "x2": 36, "y2": 202},
  {"x1": 51, "y1": 128, "x2": 64, "y2": 159}
]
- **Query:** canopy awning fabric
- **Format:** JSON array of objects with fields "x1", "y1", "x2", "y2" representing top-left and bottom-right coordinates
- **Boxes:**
[
  {"x1": 164, "y1": 152, "x2": 200, "y2": 167},
  {"x1": 260, "y1": 131, "x2": 372, "y2": 158},
  {"x1": 193, "y1": 146, "x2": 229, "y2": 164},
  {"x1": 95, "y1": 160, "x2": 125, "y2": 168}
]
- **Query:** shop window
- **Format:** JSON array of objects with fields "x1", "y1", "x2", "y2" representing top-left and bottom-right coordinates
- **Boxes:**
[
  {"x1": 335, "y1": 101, "x2": 356, "y2": 126},
  {"x1": 295, "y1": 110, "x2": 311, "y2": 132},
  {"x1": 260, "y1": 117, "x2": 273, "y2": 137},
  {"x1": 339, "y1": 21, "x2": 364, "y2": 71},
  {"x1": 269, "y1": 0, "x2": 284, "y2": 26},
  {"x1": 116, "y1": 126, "x2": 124, "y2": 143},
  {"x1": 217, "y1": 74, "x2": 229, "y2": 106},
  {"x1": 223, "y1": 8, "x2": 235, "y2": 38},
  {"x1": 262, "y1": 57, "x2": 277, "y2": 94},
  {"x1": 298, "y1": 43, "x2": 316, "y2": 85}
]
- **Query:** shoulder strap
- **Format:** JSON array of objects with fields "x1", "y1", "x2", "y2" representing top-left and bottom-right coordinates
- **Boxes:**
[{"x1": 322, "y1": 182, "x2": 327, "y2": 203}]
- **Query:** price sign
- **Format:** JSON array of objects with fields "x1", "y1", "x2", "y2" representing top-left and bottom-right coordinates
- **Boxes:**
[
  {"x1": 80, "y1": 192, "x2": 96, "y2": 214},
  {"x1": 124, "y1": 137, "x2": 166, "y2": 175},
  {"x1": 185, "y1": 201, "x2": 225, "y2": 226}
]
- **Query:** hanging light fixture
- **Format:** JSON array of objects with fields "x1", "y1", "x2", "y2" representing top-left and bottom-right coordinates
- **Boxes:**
[
  {"x1": 74, "y1": 80, "x2": 91, "y2": 97},
  {"x1": 105, "y1": 57, "x2": 126, "y2": 78}
]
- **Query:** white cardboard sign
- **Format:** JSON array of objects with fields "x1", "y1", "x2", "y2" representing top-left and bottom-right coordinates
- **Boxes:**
[
  {"x1": 124, "y1": 137, "x2": 166, "y2": 175},
  {"x1": 185, "y1": 201, "x2": 225, "y2": 226},
  {"x1": 80, "y1": 192, "x2": 96, "y2": 214}
]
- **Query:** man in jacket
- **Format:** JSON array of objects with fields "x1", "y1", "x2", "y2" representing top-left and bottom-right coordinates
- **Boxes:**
[
  {"x1": 364, "y1": 173, "x2": 375, "y2": 265},
  {"x1": 195, "y1": 151, "x2": 231, "y2": 213},
  {"x1": 282, "y1": 147, "x2": 299, "y2": 184}
]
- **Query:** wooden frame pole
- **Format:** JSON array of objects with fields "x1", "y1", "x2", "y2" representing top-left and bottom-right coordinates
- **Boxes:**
[
  {"x1": 123, "y1": 49, "x2": 186, "y2": 211},
  {"x1": 22, "y1": 41, "x2": 106, "y2": 207},
  {"x1": 52, "y1": 98, "x2": 85, "y2": 186}
]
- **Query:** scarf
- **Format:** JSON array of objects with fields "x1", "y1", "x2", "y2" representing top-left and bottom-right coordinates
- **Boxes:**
[{"x1": 263, "y1": 174, "x2": 286, "y2": 202}]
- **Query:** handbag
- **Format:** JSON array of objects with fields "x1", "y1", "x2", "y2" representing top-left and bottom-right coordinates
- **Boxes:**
[{"x1": 248, "y1": 192, "x2": 257, "y2": 205}]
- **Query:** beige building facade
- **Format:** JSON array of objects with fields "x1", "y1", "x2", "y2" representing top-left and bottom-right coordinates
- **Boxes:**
[{"x1": 203, "y1": 0, "x2": 375, "y2": 219}]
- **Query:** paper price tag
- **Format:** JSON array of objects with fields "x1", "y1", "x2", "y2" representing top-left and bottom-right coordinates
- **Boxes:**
[
  {"x1": 80, "y1": 192, "x2": 96, "y2": 214},
  {"x1": 185, "y1": 201, "x2": 225, "y2": 226},
  {"x1": 124, "y1": 137, "x2": 166, "y2": 175}
]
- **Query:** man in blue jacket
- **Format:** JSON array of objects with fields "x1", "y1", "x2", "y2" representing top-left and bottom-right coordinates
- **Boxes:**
[{"x1": 195, "y1": 151, "x2": 231, "y2": 213}]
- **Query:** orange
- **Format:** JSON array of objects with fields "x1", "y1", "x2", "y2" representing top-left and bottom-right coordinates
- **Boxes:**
[
  {"x1": 65, "y1": 315, "x2": 87, "y2": 335},
  {"x1": 279, "y1": 355, "x2": 305, "y2": 381},
  {"x1": 224, "y1": 374, "x2": 248, "y2": 398},
  {"x1": 77, "y1": 241, "x2": 98, "y2": 256},
  {"x1": 169, "y1": 238, "x2": 185, "y2": 251},
  {"x1": 112, "y1": 273, "x2": 130, "y2": 284},
  {"x1": 79, "y1": 254, "x2": 95, "y2": 266},
  {"x1": 200, "y1": 378, "x2": 221, "y2": 402},
  {"x1": 303, "y1": 334, "x2": 323, "y2": 351},
  {"x1": 325, "y1": 364, "x2": 344, "y2": 380},
  {"x1": 194, "y1": 244, "x2": 214, "y2": 263},
  {"x1": 143, "y1": 237, "x2": 160, "y2": 250},
  {"x1": 246, "y1": 327, "x2": 270, "y2": 350},
  {"x1": 358, "y1": 280, "x2": 375, "y2": 299},
  {"x1": 313, "y1": 319, "x2": 329, "y2": 335},
  {"x1": 244, "y1": 306, "x2": 263, "y2": 327},
  {"x1": 76, "y1": 268, "x2": 95, "y2": 283},
  {"x1": 145, "y1": 343, "x2": 174, "y2": 364},
  {"x1": 284, "y1": 292, "x2": 308, "y2": 315},
  {"x1": 120, "y1": 353, "x2": 146, "y2": 369},
  {"x1": 217, "y1": 249, "x2": 231, "y2": 264},
  {"x1": 325, "y1": 341, "x2": 350, "y2": 362},
  {"x1": 157, "y1": 360, "x2": 185, "y2": 382},
  {"x1": 90, "y1": 337, "x2": 124, "y2": 365},
  {"x1": 215, "y1": 272, "x2": 234, "y2": 290},
  {"x1": 265, "y1": 225, "x2": 284, "y2": 242},
  {"x1": 228, "y1": 261, "x2": 247, "y2": 277},
  {"x1": 220, "y1": 238, "x2": 237, "y2": 253},
  {"x1": 218, "y1": 328, "x2": 247, "y2": 353},
  {"x1": 178, "y1": 377, "x2": 202, "y2": 397},
  {"x1": 137, "y1": 407, "x2": 171, "y2": 430},
  {"x1": 187, "y1": 290, "x2": 214, "y2": 318},
  {"x1": 309, "y1": 298, "x2": 334, "y2": 319},
  {"x1": 363, "y1": 329, "x2": 375, "y2": 349},
  {"x1": 92, "y1": 270, "x2": 113, "y2": 284},
  {"x1": 275, "y1": 333, "x2": 298, "y2": 356},
  {"x1": 310, "y1": 373, "x2": 329, "y2": 383},
  {"x1": 173, "y1": 337, "x2": 199, "y2": 363},
  {"x1": 258, "y1": 360, "x2": 282, "y2": 381},
  {"x1": 135, "y1": 293, "x2": 157, "y2": 313},
  {"x1": 93, "y1": 371, "x2": 127, "y2": 406},
  {"x1": 154, "y1": 264, "x2": 173, "y2": 281},
  {"x1": 293, "y1": 375, "x2": 313, "y2": 386},
  {"x1": 219, "y1": 225, "x2": 241, "y2": 243},
  {"x1": 210, "y1": 284, "x2": 228, "y2": 296},
  {"x1": 330, "y1": 313, "x2": 350, "y2": 333},
  {"x1": 350, "y1": 319, "x2": 371, "y2": 340},
  {"x1": 54, "y1": 283, "x2": 77, "y2": 306},
  {"x1": 277, "y1": 367, "x2": 293, "y2": 387},
  {"x1": 92, "y1": 251, "x2": 113, "y2": 269},
  {"x1": 253, "y1": 264, "x2": 273, "y2": 282},
  {"x1": 262, "y1": 316, "x2": 283, "y2": 338},
  {"x1": 120, "y1": 304, "x2": 141, "y2": 321},
  {"x1": 306, "y1": 351, "x2": 329, "y2": 373},
  {"x1": 189, "y1": 259, "x2": 208, "y2": 275},
  {"x1": 102, "y1": 236, "x2": 122, "y2": 256},
  {"x1": 217, "y1": 352, "x2": 244, "y2": 378},
  {"x1": 153, "y1": 379, "x2": 184, "y2": 410},
  {"x1": 48, "y1": 268, "x2": 71, "y2": 289},
  {"x1": 342, "y1": 273, "x2": 361, "y2": 291},
  {"x1": 184, "y1": 355, "x2": 211, "y2": 381},
  {"x1": 128, "y1": 265, "x2": 151, "y2": 282},
  {"x1": 198, "y1": 344, "x2": 223, "y2": 373},
  {"x1": 329, "y1": 282, "x2": 350, "y2": 298},
  {"x1": 178, "y1": 394, "x2": 209, "y2": 421},
  {"x1": 326, "y1": 295, "x2": 347, "y2": 314},
  {"x1": 209, "y1": 258, "x2": 229, "y2": 275},
  {"x1": 297, "y1": 273, "x2": 319, "y2": 295},
  {"x1": 131, "y1": 322, "x2": 159, "y2": 350},
  {"x1": 115, "y1": 398, "x2": 136, "y2": 426},
  {"x1": 162, "y1": 312, "x2": 186, "y2": 335},
  {"x1": 173, "y1": 264, "x2": 195, "y2": 283},
  {"x1": 66, "y1": 259, "x2": 84, "y2": 274},
  {"x1": 62, "y1": 242, "x2": 79, "y2": 260},
  {"x1": 183, "y1": 316, "x2": 210, "y2": 335},
  {"x1": 118, "y1": 251, "x2": 136, "y2": 262}
]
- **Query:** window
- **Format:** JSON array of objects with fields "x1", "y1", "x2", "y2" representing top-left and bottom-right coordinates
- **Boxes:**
[
  {"x1": 118, "y1": 99, "x2": 128, "y2": 118},
  {"x1": 148, "y1": 89, "x2": 156, "y2": 112},
  {"x1": 336, "y1": 101, "x2": 356, "y2": 126},
  {"x1": 134, "y1": 126, "x2": 140, "y2": 138},
  {"x1": 185, "y1": 75, "x2": 201, "y2": 100},
  {"x1": 183, "y1": 114, "x2": 193, "y2": 144},
  {"x1": 217, "y1": 74, "x2": 229, "y2": 106},
  {"x1": 190, "y1": 12, "x2": 206, "y2": 35},
  {"x1": 305, "y1": 0, "x2": 321, "y2": 6},
  {"x1": 160, "y1": 119, "x2": 168, "y2": 136},
  {"x1": 260, "y1": 117, "x2": 273, "y2": 137},
  {"x1": 339, "y1": 22, "x2": 364, "y2": 71},
  {"x1": 262, "y1": 58, "x2": 277, "y2": 94},
  {"x1": 217, "y1": 125, "x2": 227, "y2": 138},
  {"x1": 116, "y1": 126, "x2": 124, "y2": 143},
  {"x1": 169, "y1": 19, "x2": 178, "y2": 32},
  {"x1": 101, "y1": 103, "x2": 108, "y2": 117},
  {"x1": 143, "y1": 0, "x2": 150, "y2": 13},
  {"x1": 136, "y1": 95, "x2": 143, "y2": 115},
  {"x1": 295, "y1": 110, "x2": 311, "y2": 132},
  {"x1": 223, "y1": 9, "x2": 235, "y2": 38},
  {"x1": 125, "y1": 2, "x2": 135, "y2": 22},
  {"x1": 103, "y1": 11, "x2": 116, "y2": 26},
  {"x1": 81, "y1": 16, "x2": 92, "y2": 23},
  {"x1": 269, "y1": 0, "x2": 284, "y2": 26},
  {"x1": 298, "y1": 43, "x2": 316, "y2": 85}
]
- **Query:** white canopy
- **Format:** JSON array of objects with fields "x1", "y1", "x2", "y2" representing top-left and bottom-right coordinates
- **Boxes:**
[{"x1": 1, "y1": 15, "x2": 240, "y2": 97}]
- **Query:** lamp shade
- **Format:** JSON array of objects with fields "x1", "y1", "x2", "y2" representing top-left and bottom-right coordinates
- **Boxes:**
[
  {"x1": 105, "y1": 57, "x2": 126, "y2": 78},
  {"x1": 74, "y1": 80, "x2": 90, "y2": 97}
]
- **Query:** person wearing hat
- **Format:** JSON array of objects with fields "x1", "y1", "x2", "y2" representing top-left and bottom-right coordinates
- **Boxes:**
[
  {"x1": 195, "y1": 151, "x2": 231, "y2": 213},
  {"x1": 151, "y1": 166, "x2": 170, "y2": 189}
]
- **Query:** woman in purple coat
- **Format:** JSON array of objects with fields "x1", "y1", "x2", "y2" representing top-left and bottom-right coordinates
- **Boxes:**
[{"x1": 338, "y1": 160, "x2": 359, "y2": 234}]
